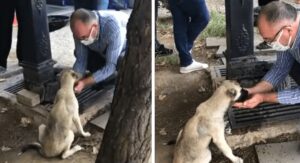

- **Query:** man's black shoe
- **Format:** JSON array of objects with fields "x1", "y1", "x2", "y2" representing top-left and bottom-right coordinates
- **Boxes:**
[{"x1": 155, "y1": 44, "x2": 173, "y2": 57}]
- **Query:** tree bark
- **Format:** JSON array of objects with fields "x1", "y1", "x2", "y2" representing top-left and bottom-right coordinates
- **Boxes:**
[{"x1": 95, "y1": 0, "x2": 152, "y2": 162}]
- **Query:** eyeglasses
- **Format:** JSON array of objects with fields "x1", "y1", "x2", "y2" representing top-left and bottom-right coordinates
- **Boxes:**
[{"x1": 265, "y1": 25, "x2": 290, "y2": 45}]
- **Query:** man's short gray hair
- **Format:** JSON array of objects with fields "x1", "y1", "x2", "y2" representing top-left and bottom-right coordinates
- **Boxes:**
[
  {"x1": 70, "y1": 8, "x2": 97, "y2": 29},
  {"x1": 260, "y1": 1, "x2": 297, "y2": 24}
]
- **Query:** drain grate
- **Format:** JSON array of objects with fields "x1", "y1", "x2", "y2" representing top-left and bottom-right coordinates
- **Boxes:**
[
  {"x1": 228, "y1": 103, "x2": 300, "y2": 129},
  {"x1": 4, "y1": 81, "x2": 113, "y2": 111},
  {"x1": 5, "y1": 81, "x2": 24, "y2": 94},
  {"x1": 219, "y1": 67, "x2": 226, "y2": 77},
  {"x1": 76, "y1": 85, "x2": 114, "y2": 110}
]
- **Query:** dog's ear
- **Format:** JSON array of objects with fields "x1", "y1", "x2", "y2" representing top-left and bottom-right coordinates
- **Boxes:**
[{"x1": 226, "y1": 88, "x2": 237, "y2": 98}]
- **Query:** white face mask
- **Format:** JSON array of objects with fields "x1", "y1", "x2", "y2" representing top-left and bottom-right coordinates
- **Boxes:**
[
  {"x1": 81, "y1": 27, "x2": 95, "y2": 46},
  {"x1": 269, "y1": 30, "x2": 292, "y2": 51}
]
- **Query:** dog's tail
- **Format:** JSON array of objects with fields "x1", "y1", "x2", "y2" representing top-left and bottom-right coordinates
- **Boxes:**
[{"x1": 18, "y1": 142, "x2": 42, "y2": 156}]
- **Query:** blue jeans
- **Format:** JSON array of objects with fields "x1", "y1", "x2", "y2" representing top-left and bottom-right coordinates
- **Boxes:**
[
  {"x1": 97, "y1": 0, "x2": 109, "y2": 9},
  {"x1": 168, "y1": 0, "x2": 210, "y2": 66},
  {"x1": 74, "y1": 0, "x2": 109, "y2": 10}
]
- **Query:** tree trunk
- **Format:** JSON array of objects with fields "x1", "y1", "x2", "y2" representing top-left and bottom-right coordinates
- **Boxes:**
[{"x1": 95, "y1": 0, "x2": 152, "y2": 162}]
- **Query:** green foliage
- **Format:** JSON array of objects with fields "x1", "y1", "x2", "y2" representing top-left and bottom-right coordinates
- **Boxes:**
[{"x1": 199, "y1": 10, "x2": 226, "y2": 39}]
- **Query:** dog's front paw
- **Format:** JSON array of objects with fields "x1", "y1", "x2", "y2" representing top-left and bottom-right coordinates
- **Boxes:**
[
  {"x1": 82, "y1": 132, "x2": 91, "y2": 137},
  {"x1": 74, "y1": 145, "x2": 83, "y2": 151},
  {"x1": 233, "y1": 157, "x2": 243, "y2": 163}
]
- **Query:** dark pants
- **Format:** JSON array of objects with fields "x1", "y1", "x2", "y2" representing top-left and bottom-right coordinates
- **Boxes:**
[
  {"x1": 74, "y1": 0, "x2": 109, "y2": 10},
  {"x1": 258, "y1": 0, "x2": 278, "y2": 6},
  {"x1": 87, "y1": 50, "x2": 106, "y2": 73},
  {"x1": 289, "y1": 61, "x2": 300, "y2": 85},
  {"x1": 0, "y1": 0, "x2": 23, "y2": 68},
  {"x1": 86, "y1": 49, "x2": 124, "y2": 87},
  {"x1": 168, "y1": 0, "x2": 210, "y2": 66},
  {"x1": 87, "y1": 49, "x2": 124, "y2": 73}
]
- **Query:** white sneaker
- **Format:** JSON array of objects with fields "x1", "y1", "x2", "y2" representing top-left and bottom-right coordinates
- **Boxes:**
[{"x1": 180, "y1": 60, "x2": 208, "y2": 74}]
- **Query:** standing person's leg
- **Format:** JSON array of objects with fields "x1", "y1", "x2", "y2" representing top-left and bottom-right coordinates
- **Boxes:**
[
  {"x1": 74, "y1": 0, "x2": 108, "y2": 11},
  {"x1": 0, "y1": 0, "x2": 15, "y2": 69},
  {"x1": 97, "y1": 0, "x2": 109, "y2": 10},
  {"x1": 155, "y1": 0, "x2": 173, "y2": 56},
  {"x1": 74, "y1": 0, "x2": 83, "y2": 10},
  {"x1": 74, "y1": 0, "x2": 93, "y2": 10},
  {"x1": 15, "y1": 0, "x2": 27, "y2": 63},
  {"x1": 258, "y1": 0, "x2": 278, "y2": 6},
  {"x1": 185, "y1": 0, "x2": 210, "y2": 52},
  {"x1": 168, "y1": 0, "x2": 191, "y2": 67}
]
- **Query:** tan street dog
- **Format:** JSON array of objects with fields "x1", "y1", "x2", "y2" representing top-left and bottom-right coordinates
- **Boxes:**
[
  {"x1": 173, "y1": 80, "x2": 243, "y2": 163},
  {"x1": 21, "y1": 69, "x2": 91, "y2": 159}
]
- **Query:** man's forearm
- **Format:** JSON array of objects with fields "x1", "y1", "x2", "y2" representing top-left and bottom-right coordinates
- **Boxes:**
[
  {"x1": 248, "y1": 81, "x2": 274, "y2": 94},
  {"x1": 261, "y1": 92, "x2": 278, "y2": 103},
  {"x1": 82, "y1": 76, "x2": 96, "y2": 87}
]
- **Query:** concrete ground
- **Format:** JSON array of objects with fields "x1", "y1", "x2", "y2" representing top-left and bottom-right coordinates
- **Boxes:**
[{"x1": 256, "y1": 141, "x2": 300, "y2": 163}]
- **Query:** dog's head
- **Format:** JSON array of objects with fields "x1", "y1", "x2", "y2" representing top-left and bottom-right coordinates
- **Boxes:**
[
  {"x1": 220, "y1": 80, "x2": 248, "y2": 102},
  {"x1": 59, "y1": 69, "x2": 81, "y2": 84}
]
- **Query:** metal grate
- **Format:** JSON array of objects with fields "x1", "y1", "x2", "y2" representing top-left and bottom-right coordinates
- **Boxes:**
[
  {"x1": 4, "y1": 81, "x2": 24, "y2": 94},
  {"x1": 4, "y1": 81, "x2": 113, "y2": 111},
  {"x1": 220, "y1": 68, "x2": 226, "y2": 76},
  {"x1": 228, "y1": 103, "x2": 300, "y2": 129},
  {"x1": 76, "y1": 85, "x2": 114, "y2": 110}
]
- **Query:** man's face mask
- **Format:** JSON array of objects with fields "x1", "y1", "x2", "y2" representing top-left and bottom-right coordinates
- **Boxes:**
[
  {"x1": 268, "y1": 28, "x2": 292, "y2": 51},
  {"x1": 81, "y1": 26, "x2": 95, "y2": 46}
]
